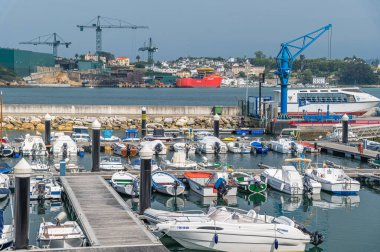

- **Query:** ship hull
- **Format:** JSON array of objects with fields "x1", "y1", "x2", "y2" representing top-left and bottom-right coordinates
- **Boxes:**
[{"x1": 176, "y1": 76, "x2": 222, "y2": 88}]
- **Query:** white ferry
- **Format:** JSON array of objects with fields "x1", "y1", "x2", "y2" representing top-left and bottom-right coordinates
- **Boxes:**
[{"x1": 274, "y1": 87, "x2": 380, "y2": 116}]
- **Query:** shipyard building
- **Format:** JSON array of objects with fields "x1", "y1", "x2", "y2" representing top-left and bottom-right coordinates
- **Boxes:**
[{"x1": 0, "y1": 48, "x2": 55, "y2": 76}]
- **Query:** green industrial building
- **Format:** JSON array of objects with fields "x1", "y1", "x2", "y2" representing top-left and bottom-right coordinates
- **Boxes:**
[{"x1": 0, "y1": 48, "x2": 55, "y2": 77}]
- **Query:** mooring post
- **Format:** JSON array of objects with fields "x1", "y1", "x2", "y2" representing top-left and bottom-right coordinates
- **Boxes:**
[
  {"x1": 92, "y1": 119, "x2": 101, "y2": 172},
  {"x1": 342, "y1": 114, "x2": 349, "y2": 144},
  {"x1": 44, "y1": 113, "x2": 51, "y2": 150},
  {"x1": 60, "y1": 159, "x2": 66, "y2": 176},
  {"x1": 14, "y1": 158, "x2": 32, "y2": 250},
  {"x1": 213, "y1": 114, "x2": 220, "y2": 138},
  {"x1": 139, "y1": 145, "x2": 153, "y2": 215},
  {"x1": 141, "y1": 106, "x2": 147, "y2": 138}
]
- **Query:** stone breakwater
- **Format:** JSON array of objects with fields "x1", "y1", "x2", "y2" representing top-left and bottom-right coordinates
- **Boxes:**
[{"x1": 2, "y1": 115, "x2": 240, "y2": 131}]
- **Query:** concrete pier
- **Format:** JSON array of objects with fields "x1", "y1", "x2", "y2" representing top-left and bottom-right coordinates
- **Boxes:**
[{"x1": 318, "y1": 141, "x2": 378, "y2": 161}]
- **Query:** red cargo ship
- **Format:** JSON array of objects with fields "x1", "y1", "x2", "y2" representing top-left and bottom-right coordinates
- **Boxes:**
[{"x1": 176, "y1": 68, "x2": 222, "y2": 88}]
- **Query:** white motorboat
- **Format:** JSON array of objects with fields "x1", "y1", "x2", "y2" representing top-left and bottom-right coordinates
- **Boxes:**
[
  {"x1": 0, "y1": 174, "x2": 10, "y2": 199},
  {"x1": 30, "y1": 160, "x2": 49, "y2": 172},
  {"x1": 37, "y1": 212, "x2": 85, "y2": 249},
  {"x1": 30, "y1": 175, "x2": 62, "y2": 200},
  {"x1": 144, "y1": 208, "x2": 207, "y2": 224},
  {"x1": 197, "y1": 157, "x2": 221, "y2": 169},
  {"x1": 52, "y1": 134, "x2": 78, "y2": 156},
  {"x1": 112, "y1": 142, "x2": 138, "y2": 158},
  {"x1": 160, "y1": 152, "x2": 197, "y2": 170},
  {"x1": 139, "y1": 140, "x2": 167, "y2": 155},
  {"x1": 194, "y1": 131, "x2": 214, "y2": 140},
  {"x1": 326, "y1": 124, "x2": 358, "y2": 142},
  {"x1": 71, "y1": 126, "x2": 91, "y2": 143},
  {"x1": 184, "y1": 171, "x2": 237, "y2": 197},
  {"x1": 270, "y1": 138, "x2": 304, "y2": 154},
  {"x1": 305, "y1": 166, "x2": 360, "y2": 195},
  {"x1": 172, "y1": 142, "x2": 196, "y2": 154},
  {"x1": 152, "y1": 171, "x2": 185, "y2": 196},
  {"x1": 129, "y1": 159, "x2": 159, "y2": 172},
  {"x1": 110, "y1": 171, "x2": 139, "y2": 196},
  {"x1": 227, "y1": 142, "x2": 251, "y2": 154},
  {"x1": 99, "y1": 156, "x2": 124, "y2": 171},
  {"x1": 274, "y1": 87, "x2": 380, "y2": 116},
  {"x1": 262, "y1": 166, "x2": 304, "y2": 195},
  {"x1": 0, "y1": 224, "x2": 13, "y2": 249},
  {"x1": 100, "y1": 129, "x2": 120, "y2": 142},
  {"x1": 196, "y1": 136, "x2": 228, "y2": 154},
  {"x1": 21, "y1": 135, "x2": 48, "y2": 156},
  {"x1": 53, "y1": 161, "x2": 80, "y2": 173},
  {"x1": 0, "y1": 143, "x2": 13, "y2": 157},
  {"x1": 156, "y1": 206, "x2": 323, "y2": 252}
]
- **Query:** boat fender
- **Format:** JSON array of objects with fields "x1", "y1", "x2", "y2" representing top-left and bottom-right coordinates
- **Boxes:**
[
  {"x1": 274, "y1": 238, "x2": 279, "y2": 250},
  {"x1": 213, "y1": 233, "x2": 218, "y2": 244}
]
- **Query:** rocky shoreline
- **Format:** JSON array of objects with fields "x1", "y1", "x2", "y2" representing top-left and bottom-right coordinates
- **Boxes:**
[{"x1": 2, "y1": 115, "x2": 240, "y2": 131}]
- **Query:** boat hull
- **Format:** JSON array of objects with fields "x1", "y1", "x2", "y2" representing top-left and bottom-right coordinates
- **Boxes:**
[
  {"x1": 38, "y1": 237, "x2": 84, "y2": 249},
  {"x1": 262, "y1": 172, "x2": 303, "y2": 195},
  {"x1": 187, "y1": 178, "x2": 237, "y2": 197},
  {"x1": 176, "y1": 76, "x2": 222, "y2": 88}
]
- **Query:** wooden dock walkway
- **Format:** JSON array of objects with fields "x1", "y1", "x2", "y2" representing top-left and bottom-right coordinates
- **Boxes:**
[
  {"x1": 60, "y1": 175, "x2": 168, "y2": 251},
  {"x1": 318, "y1": 141, "x2": 379, "y2": 161}
]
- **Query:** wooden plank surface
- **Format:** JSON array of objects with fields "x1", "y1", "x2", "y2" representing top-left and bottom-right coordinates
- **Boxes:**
[{"x1": 318, "y1": 141, "x2": 378, "y2": 159}]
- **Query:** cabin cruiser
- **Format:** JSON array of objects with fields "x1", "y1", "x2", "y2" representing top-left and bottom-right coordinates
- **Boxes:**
[
  {"x1": 269, "y1": 138, "x2": 304, "y2": 154},
  {"x1": 196, "y1": 136, "x2": 227, "y2": 154},
  {"x1": 152, "y1": 171, "x2": 185, "y2": 196},
  {"x1": 156, "y1": 206, "x2": 323, "y2": 252},
  {"x1": 100, "y1": 130, "x2": 120, "y2": 142},
  {"x1": 99, "y1": 156, "x2": 124, "y2": 171},
  {"x1": 71, "y1": 126, "x2": 91, "y2": 143},
  {"x1": 227, "y1": 142, "x2": 251, "y2": 154},
  {"x1": 110, "y1": 171, "x2": 139, "y2": 196},
  {"x1": 139, "y1": 140, "x2": 167, "y2": 155},
  {"x1": 161, "y1": 152, "x2": 197, "y2": 170},
  {"x1": 22, "y1": 135, "x2": 48, "y2": 156},
  {"x1": 144, "y1": 208, "x2": 207, "y2": 224},
  {"x1": 37, "y1": 212, "x2": 85, "y2": 249},
  {"x1": 172, "y1": 142, "x2": 196, "y2": 154},
  {"x1": 52, "y1": 135, "x2": 78, "y2": 156},
  {"x1": 273, "y1": 87, "x2": 380, "y2": 116},
  {"x1": 305, "y1": 165, "x2": 360, "y2": 195}
]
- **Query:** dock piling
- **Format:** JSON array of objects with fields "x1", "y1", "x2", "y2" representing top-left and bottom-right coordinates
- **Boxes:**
[
  {"x1": 342, "y1": 114, "x2": 349, "y2": 144},
  {"x1": 213, "y1": 114, "x2": 220, "y2": 138},
  {"x1": 141, "y1": 106, "x2": 147, "y2": 138},
  {"x1": 92, "y1": 119, "x2": 101, "y2": 172},
  {"x1": 13, "y1": 158, "x2": 32, "y2": 250},
  {"x1": 44, "y1": 113, "x2": 51, "y2": 147},
  {"x1": 139, "y1": 145, "x2": 153, "y2": 215}
]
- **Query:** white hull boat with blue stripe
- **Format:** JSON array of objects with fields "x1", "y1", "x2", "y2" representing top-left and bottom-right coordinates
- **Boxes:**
[{"x1": 152, "y1": 171, "x2": 185, "y2": 196}]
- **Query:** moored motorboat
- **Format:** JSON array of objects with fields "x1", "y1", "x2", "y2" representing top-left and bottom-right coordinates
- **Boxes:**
[
  {"x1": 184, "y1": 171, "x2": 237, "y2": 197},
  {"x1": 129, "y1": 159, "x2": 159, "y2": 172},
  {"x1": 250, "y1": 140, "x2": 268, "y2": 154},
  {"x1": 172, "y1": 142, "x2": 196, "y2": 154},
  {"x1": 110, "y1": 171, "x2": 139, "y2": 196},
  {"x1": 144, "y1": 208, "x2": 207, "y2": 224},
  {"x1": 99, "y1": 156, "x2": 124, "y2": 171},
  {"x1": 0, "y1": 174, "x2": 10, "y2": 199},
  {"x1": 100, "y1": 129, "x2": 120, "y2": 142},
  {"x1": 231, "y1": 172, "x2": 267, "y2": 194},
  {"x1": 30, "y1": 160, "x2": 49, "y2": 172},
  {"x1": 196, "y1": 136, "x2": 228, "y2": 154},
  {"x1": 139, "y1": 140, "x2": 167, "y2": 155},
  {"x1": 30, "y1": 175, "x2": 62, "y2": 200},
  {"x1": 152, "y1": 171, "x2": 185, "y2": 196},
  {"x1": 197, "y1": 157, "x2": 221, "y2": 170},
  {"x1": 156, "y1": 206, "x2": 323, "y2": 252},
  {"x1": 0, "y1": 143, "x2": 13, "y2": 157},
  {"x1": 112, "y1": 142, "x2": 138, "y2": 158},
  {"x1": 121, "y1": 129, "x2": 140, "y2": 142},
  {"x1": 160, "y1": 152, "x2": 197, "y2": 170},
  {"x1": 262, "y1": 166, "x2": 304, "y2": 195},
  {"x1": 270, "y1": 138, "x2": 304, "y2": 155},
  {"x1": 52, "y1": 134, "x2": 78, "y2": 156},
  {"x1": 305, "y1": 166, "x2": 360, "y2": 195},
  {"x1": 37, "y1": 212, "x2": 85, "y2": 249},
  {"x1": 227, "y1": 142, "x2": 251, "y2": 154},
  {"x1": 21, "y1": 135, "x2": 48, "y2": 156}
]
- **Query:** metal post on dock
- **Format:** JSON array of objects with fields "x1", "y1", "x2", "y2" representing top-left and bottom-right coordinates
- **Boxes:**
[
  {"x1": 13, "y1": 158, "x2": 32, "y2": 250},
  {"x1": 342, "y1": 114, "x2": 349, "y2": 144},
  {"x1": 60, "y1": 159, "x2": 66, "y2": 176},
  {"x1": 92, "y1": 119, "x2": 101, "y2": 172},
  {"x1": 258, "y1": 73, "x2": 265, "y2": 119},
  {"x1": 44, "y1": 113, "x2": 51, "y2": 148},
  {"x1": 141, "y1": 106, "x2": 147, "y2": 138},
  {"x1": 139, "y1": 145, "x2": 153, "y2": 215},
  {"x1": 213, "y1": 114, "x2": 220, "y2": 138}
]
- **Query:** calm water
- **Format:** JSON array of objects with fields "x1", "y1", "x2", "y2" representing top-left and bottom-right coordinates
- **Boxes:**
[
  {"x1": 1, "y1": 87, "x2": 380, "y2": 106},
  {"x1": 1, "y1": 131, "x2": 380, "y2": 251}
]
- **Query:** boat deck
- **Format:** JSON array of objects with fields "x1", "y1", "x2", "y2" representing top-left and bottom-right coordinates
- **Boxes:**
[{"x1": 60, "y1": 175, "x2": 168, "y2": 251}]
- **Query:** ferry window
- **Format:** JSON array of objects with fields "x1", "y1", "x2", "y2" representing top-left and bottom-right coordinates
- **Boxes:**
[
  {"x1": 331, "y1": 90, "x2": 338, "y2": 92},
  {"x1": 197, "y1": 226, "x2": 224, "y2": 230},
  {"x1": 310, "y1": 90, "x2": 317, "y2": 92},
  {"x1": 321, "y1": 90, "x2": 328, "y2": 92},
  {"x1": 300, "y1": 91, "x2": 307, "y2": 93}
]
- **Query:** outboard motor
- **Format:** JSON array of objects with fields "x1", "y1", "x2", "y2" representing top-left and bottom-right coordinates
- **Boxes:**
[
  {"x1": 297, "y1": 223, "x2": 324, "y2": 246},
  {"x1": 36, "y1": 181, "x2": 46, "y2": 200},
  {"x1": 155, "y1": 143, "x2": 163, "y2": 155},
  {"x1": 214, "y1": 177, "x2": 228, "y2": 198},
  {"x1": 214, "y1": 142, "x2": 221, "y2": 154},
  {"x1": 55, "y1": 212, "x2": 67, "y2": 226}
]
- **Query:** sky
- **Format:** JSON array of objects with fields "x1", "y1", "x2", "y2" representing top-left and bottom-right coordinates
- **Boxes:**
[{"x1": 0, "y1": 0, "x2": 379, "y2": 61}]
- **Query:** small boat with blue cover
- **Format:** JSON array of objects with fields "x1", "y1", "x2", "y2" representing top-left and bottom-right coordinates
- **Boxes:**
[
  {"x1": 152, "y1": 171, "x2": 185, "y2": 196},
  {"x1": 250, "y1": 140, "x2": 268, "y2": 154}
]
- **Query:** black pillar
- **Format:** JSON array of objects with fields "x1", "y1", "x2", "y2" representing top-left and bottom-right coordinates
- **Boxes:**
[
  {"x1": 213, "y1": 114, "x2": 220, "y2": 138},
  {"x1": 342, "y1": 114, "x2": 349, "y2": 144},
  {"x1": 44, "y1": 114, "x2": 51, "y2": 147},
  {"x1": 92, "y1": 120, "x2": 101, "y2": 172},
  {"x1": 139, "y1": 149, "x2": 152, "y2": 215},
  {"x1": 141, "y1": 107, "x2": 147, "y2": 138},
  {"x1": 258, "y1": 73, "x2": 265, "y2": 118},
  {"x1": 14, "y1": 177, "x2": 30, "y2": 249}
]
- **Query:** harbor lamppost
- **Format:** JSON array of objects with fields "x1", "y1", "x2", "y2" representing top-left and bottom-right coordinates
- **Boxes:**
[
  {"x1": 342, "y1": 114, "x2": 349, "y2": 144},
  {"x1": 14, "y1": 158, "x2": 32, "y2": 249},
  {"x1": 213, "y1": 114, "x2": 220, "y2": 138},
  {"x1": 44, "y1": 113, "x2": 52, "y2": 148},
  {"x1": 92, "y1": 119, "x2": 101, "y2": 172}
]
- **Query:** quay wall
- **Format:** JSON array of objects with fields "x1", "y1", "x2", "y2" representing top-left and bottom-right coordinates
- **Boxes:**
[{"x1": 4, "y1": 104, "x2": 240, "y2": 117}]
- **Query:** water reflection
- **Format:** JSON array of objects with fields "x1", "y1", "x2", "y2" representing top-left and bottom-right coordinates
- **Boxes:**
[
  {"x1": 310, "y1": 192, "x2": 360, "y2": 210},
  {"x1": 267, "y1": 189, "x2": 303, "y2": 212}
]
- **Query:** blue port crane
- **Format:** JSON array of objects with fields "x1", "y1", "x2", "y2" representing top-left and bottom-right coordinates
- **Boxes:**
[{"x1": 275, "y1": 24, "x2": 332, "y2": 119}]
